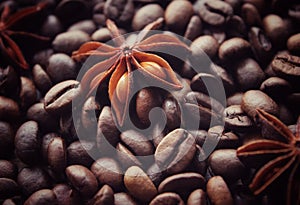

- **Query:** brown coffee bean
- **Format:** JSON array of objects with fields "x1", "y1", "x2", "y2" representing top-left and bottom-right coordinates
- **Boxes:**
[
  {"x1": 241, "y1": 3, "x2": 262, "y2": 26},
  {"x1": 32, "y1": 49, "x2": 54, "y2": 68},
  {"x1": 44, "y1": 80, "x2": 80, "y2": 115},
  {"x1": 260, "y1": 77, "x2": 292, "y2": 98},
  {"x1": 17, "y1": 167, "x2": 51, "y2": 196},
  {"x1": 52, "y1": 30, "x2": 90, "y2": 54},
  {"x1": 27, "y1": 103, "x2": 59, "y2": 132},
  {"x1": 227, "y1": 92, "x2": 243, "y2": 106},
  {"x1": 132, "y1": 4, "x2": 164, "y2": 31},
  {"x1": 211, "y1": 64, "x2": 235, "y2": 96},
  {"x1": 87, "y1": 184, "x2": 114, "y2": 205},
  {"x1": 187, "y1": 189, "x2": 206, "y2": 205},
  {"x1": 225, "y1": 15, "x2": 247, "y2": 38},
  {"x1": 208, "y1": 127, "x2": 240, "y2": 149},
  {"x1": 116, "y1": 143, "x2": 142, "y2": 169},
  {"x1": 114, "y1": 192, "x2": 137, "y2": 205},
  {"x1": 67, "y1": 140, "x2": 96, "y2": 167},
  {"x1": 0, "y1": 160, "x2": 17, "y2": 179},
  {"x1": 24, "y1": 189, "x2": 57, "y2": 205},
  {"x1": 191, "y1": 35, "x2": 219, "y2": 59},
  {"x1": 48, "y1": 137, "x2": 66, "y2": 173},
  {"x1": 241, "y1": 90, "x2": 280, "y2": 119},
  {"x1": 184, "y1": 15, "x2": 202, "y2": 41},
  {"x1": 41, "y1": 15, "x2": 63, "y2": 38},
  {"x1": 124, "y1": 166, "x2": 157, "y2": 202},
  {"x1": 288, "y1": 4, "x2": 300, "y2": 21},
  {"x1": 68, "y1": 20, "x2": 96, "y2": 35},
  {"x1": 52, "y1": 183, "x2": 82, "y2": 205},
  {"x1": 91, "y1": 158, "x2": 123, "y2": 191},
  {"x1": 155, "y1": 128, "x2": 196, "y2": 174},
  {"x1": 218, "y1": 37, "x2": 251, "y2": 62},
  {"x1": 209, "y1": 149, "x2": 246, "y2": 183},
  {"x1": 92, "y1": 28, "x2": 112, "y2": 42},
  {"x1": 66, "y1": 165, "x2": 98, "y2": 198},
  {"x1": 149, "y1": 192, "x2": 184, "y2": 205},
  {"x1": 32, "y1": 64, "x2": 53, "y2": 94},
  {"x1": 46, "y1": 54, "x2": 77, "y2": 83},
  {"x1": 0, "y1": 121, "x2": 14, "y2": 157},
  {"x1": 287, "y1": 33, "x2": 300, "y2": 54},
  {"x1": 15, "y1": 121, "x2": 41, "y2": 165},
  {"x1": 104, "y1": 0, "x2": 134, "y2": 25},
  {"x1": 207, "y1": 176, "x2": 233, "y2": 205},
  {"x1": 198, "y1": 0, "x2": 233, "y2": 26},
  {"x1": 81, "y1": 97, "x2": 101, "y2": 133},
  {"x1": 271, "y1": 54, "x2": 300, "y2": 81},
  {"x1": 158, "y1": 172, "x2": 205, "y2": 200},
  {"x1": 165, "y1": 0, "x2": 194, "y2": 34},
  {"x1": 2, "y1": 198, "x2": 17, "y2": 205},
  {"x1": 0, "y1": 96, "x2": 19, "y2": 121},
  {"x1": 224, "y1": 105, "x2": 254, "y2": 132},
  {"x1": 120, "y1": 130, "x2": 154, "y2": 156},
  {"x1": 162, "y1": 96, "x2": 181, "y2": 131},
  {"x1": 19, "y1": 77, "x2": 37, "y2": 110},
  {"x1": 0, "y1": 65, "x2": 20, "y2": 98},
  {"x1": 0, "y1": 178, "x2": 19, "y2": 199},
  {"x1": 147, "y1": 162, "x2": 165, "y2": 187}
]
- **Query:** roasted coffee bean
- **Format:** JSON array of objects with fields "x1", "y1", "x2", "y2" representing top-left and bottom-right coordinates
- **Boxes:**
[
  {"x1": 15, "y1": 121, "x2": 41, "y2": 165},
  {"x1": 208, "y1": 126, "x2": 240, "y2": 149},
  {"x1": 87, "y1": 184, "x2": 114, "y2": 205},
  {"x1": 0, "y1": 65, "x2": 20, "y2": 97},
  {"x1": 116, "y1": 142, "x2": 142, "y2": 169},
  {"x1": 241, "y1": 3, "x2": 262, "y2": 26},
  {"x1": 187, "y1": 189, "x2": 206, "y2": 205},
  {"x1": 68, "y1": 20, "x2": 96, "y2": 35},
  {"x1": 41, "y1": 133, "x2": 58, "y2": 162},
  {"x1": 260, "y1": 77, "x2": 292, "y2": 98},
  {"x1": 44, "y1": 80, "x2": 80, "y2": 115},
  {"x1": 24, "y1": 189, "x2": 57, "y2": 205},
  {"x1": 0, "y1": 178, "x2": 19, "y2": 199},
  {"x1": 91, "y1": 27, "x2": 112, "y2": 42},
  {"x1": 207, "y1": 176, "x2": 233, "y2": 205},
  {"x1": 27, "y1": 103, "x2": 59, "y2": 132},
  {"x1": 190, "y1": 35, "x2": 219, "y2": 59},
  {"x1": 41, "y1": 15, "x2": 63, "y2": 38},
  {"x1": 248, "y1": 27, "x2": 273, "y2": 64},
  {"x1": 241, "y1": 90, "x2": 280, "y2": 119},
  {"x1": 17, "y1": 167, "x2": 51, "y2": 196},
  {"x1": 120, "y1": 130, "x2": 154, "y2": 156},
  {"x1": 186, "y1": 144, "x2": 207, "y2": 175},
  {"x1": 81, "y1": 96, "x2": 101, "y2": 134},
  {"x1": 198, "y1": 0, "x2": 233, "y2": 26},
  {"x1": 52, "y1": 30, "x2": 90, "y2": 54},
  {"x1": 136, "y1": 87, "x2": 164, "y2": 127},
  {"x1": 203, "y1": 26, "x2": 226, "y2": 44},
  {"x1": 218, "y1": 37, "x2": 251, "y2": 62},
  {"x1": 224, "y1": 105, "x2": 254, "y2": 132},
  {"x1": 227, "y1": 92, "x2": 243, "y2": 106},
  {"x1": 149, "y1": 192, "x2": 184, "y2": 205},
  {"x1": 91, "y1": 158, "x2": 123, "y2": 191},
  {"x1": 67, "y1": 140, "x2": 96, "y2": 167},
  {"x1": 183, "y1": 91, "x2": 224, "y2": 129},
  {"x1": 2, "y1": 198, "x2": 17, "y2": 205},
  {"x1": 46, "y1": 54, "x2": 77, "y2": 83},
  {"x1": 184, "y1": 15, "x2": 202, "y2": 41},
  {"x1": 132, "y1": 4, "x2": 164, "y2": 31},
  {"x1": 32, "y1": 49, "x2": 54, "y2": 68},
  {"x1": 158, "y1": 172, "x2": 205, "y2": 200},
  {"x1": 155, "y1": 128, "x2": 196, "y2": 174},
  {"x1": 0, "y1": 96, "x2": 19, "y2": 121},
  {"x1": 209, "y1": 149, "x2": 246, "y2": 183},
  {"x1": 124, "y1": 166, "x2": 157, "y2": 202},
  {"x1": 147, "y1": 162, "x2": 165, "y2": 187},
  {"x1": 162, "y1": 96, "x2": 181, "y2": 131},
  {"x1": 19, "y1": 77, "x2": 37, "y2": 110},
  {"x1": 52, "y1": 183, "x2": 82, "y2": 205},
  {"x1": 65, "y1": 165, "x2": 98, "y2": 198},
  {"x1": 0, "y1": 121, "x2": 14, "y2": 157},
  {"x1": 225, "y1": 15, "x2": 247, "y2": 38},
  {"x1": 235, "y1": 58, "x2": 265, "y2": 90},
  {"x1": 287, "y1": 33, "x2": 300, "y2": 55},
  {"x1": 0, "y1": 160, "x2": 17, "y2": 179},
  {"x1": 165, "y1": 0, "x2": 194, "y2": 34},
  {"x1": 93, "y1": 2, "x2": 106, "y2": 26},
  {"x1": 263, "y1": 14, "x2": 289, "y2": 47},
  {"x1": 104, "y1": 0, "x2": 134, "y2": 26},
  {"x1": 211, "y1": 64, "x2": 235, "y2": 96},
  {"x1": 271, "y1": 54, "x2": 300, "y2": 81},
  {"x1": 47, "y1": 137, "x2": 66, "y2": 173},
  {"x1": 288, "y1": 4, "x2": 300, "y2": 21},
  {"x1": 114, "y1": 192, "x2": 137, "y2": 205},
  {"x1": 32, "y1": 64, "x2": 53, "y2": 94}
]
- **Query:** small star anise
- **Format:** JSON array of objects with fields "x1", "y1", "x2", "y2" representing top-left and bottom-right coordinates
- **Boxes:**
[
  {"x1": 237, "y1": 109, "x2": 300, "y2": 205},
  {"x1": 72, "y1": 18, "x2": 190, "y2": 126},
  {"x1": 0, "y1": 2, "x2": 48, "y2": 69}
]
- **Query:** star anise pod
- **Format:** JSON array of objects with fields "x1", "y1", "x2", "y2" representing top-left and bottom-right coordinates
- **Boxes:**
[
  {"x1": 0, "y1": 2, "x2": 48, "y2": 69},
  {"x1": 237, "y1": 109, "x2": 300, "y2": 205},
  {"x1": 72, "y1": 18, "x2": 190, "y2": 126}
]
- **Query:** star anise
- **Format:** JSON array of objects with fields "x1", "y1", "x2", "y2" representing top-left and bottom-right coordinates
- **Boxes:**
[
  {"x1": 0, "y1": 2, "x2": 48, "y2": 69},
  {"x1": 237, "y1": 109, "x2": 300, "y2": 205},
  {"x1": 72, "y1": 18, "x2": 190, "y2": 126}
]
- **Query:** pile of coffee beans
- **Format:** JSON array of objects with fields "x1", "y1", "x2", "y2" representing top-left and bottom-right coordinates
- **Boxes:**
[{"x1": 0, "y1": 0, "x2": 299, "y2": 204}]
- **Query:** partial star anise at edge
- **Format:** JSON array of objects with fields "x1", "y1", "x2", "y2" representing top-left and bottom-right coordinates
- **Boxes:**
[
  {"x1": 237, "y1": 109, "x2": 300, "y2": 205},
  {"x1": 0, "y1": 2, "x2": 48, "y2": 69},
  {"x1": 72, "y1": 18, "x2": 190, "y2": 126}
]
